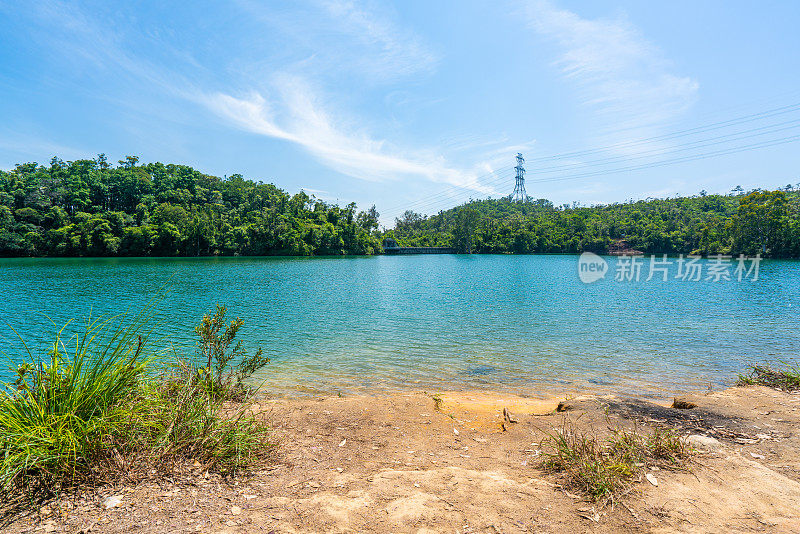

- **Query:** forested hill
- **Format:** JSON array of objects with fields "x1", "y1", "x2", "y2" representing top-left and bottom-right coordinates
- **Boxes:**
[
  {"x1": 386, "y1": 188, "x2": 800, "y2": 257},
  {"x1": 0, "y1": 156, "x2": 382, "y2": 257},
  {"x1": 2, "y1": 155, "x2": 798, "y2": 258}
]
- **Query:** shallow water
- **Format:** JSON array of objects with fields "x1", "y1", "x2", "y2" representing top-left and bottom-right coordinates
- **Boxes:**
[{"x1": 2, "y1": 254, "x2": 798, "y2": 397}]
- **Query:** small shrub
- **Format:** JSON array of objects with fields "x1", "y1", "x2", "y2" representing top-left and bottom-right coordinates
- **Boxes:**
[
  {"x1": 738, "y1": 362, "x2": 800, "y2": 391},
  {"x1": 431, "y1": 394, "x2": 443, "y2": 412},
  {"x1": 540, "y1": 421, "x2": 691, "y2": 503},
  {"x1": 194, "y1": 304, "x2": 269, "y2": 400},
  {"x1": 127, "y1": 359, "x2": 272, "y2": 475}
]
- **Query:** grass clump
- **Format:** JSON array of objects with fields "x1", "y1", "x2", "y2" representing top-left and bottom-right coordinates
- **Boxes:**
[
  {"x1": 737, "y1": 361, "x2": 800, "y2": 391},
  {"x1": 540, "y1": 422, "x2": 691, "y2": 503},
  {"x1": 0, "y1": 305, "x2": 274, "y2": 499}
]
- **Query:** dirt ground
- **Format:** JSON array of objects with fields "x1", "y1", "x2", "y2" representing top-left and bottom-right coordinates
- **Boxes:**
[{"x1": 5, "y1": 385, "x2": 800, "y2": 533}]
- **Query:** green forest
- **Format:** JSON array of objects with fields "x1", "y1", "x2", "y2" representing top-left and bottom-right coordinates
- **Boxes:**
[
  {"x1": 1, "y1": 155, "x2": 798, "y2": 257},
  {"x1": 0, "y1": 156, "x2": 382, "y2": 256},
  {"x1": 388, "y1": 188, "x2": 800, "y2": 257}
]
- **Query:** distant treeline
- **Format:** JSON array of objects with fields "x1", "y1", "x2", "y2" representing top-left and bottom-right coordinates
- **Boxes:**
[
  {"x1": 1, "y1": 155, "x2": 798, "y2": 258},
  {"x1": 386, "y1": 189, "x2": 800, "y2": 257},
  {"x1": 0, "y1": 156, "x2": 382, "y2": 256}
]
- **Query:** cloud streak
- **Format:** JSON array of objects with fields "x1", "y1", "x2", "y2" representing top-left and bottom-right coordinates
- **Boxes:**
[
  {"x1": 203, "y1": 76, "x2": 493, "y2": 191},
  {"x1": 525, "y1": 1, "x2": 698, "y2": 144},
  {"x1": 7, "y1": 0, "x2": 523, "y2": 198},
  {"x1": 318, "y1": 0, "x2": 439, "y2": 81},
  {"x1": 235, "y1": 0, "x2": 439, "y2": 84},
  {"x1": 31, "y1": 0, "x2": 488, "y2": 192}
]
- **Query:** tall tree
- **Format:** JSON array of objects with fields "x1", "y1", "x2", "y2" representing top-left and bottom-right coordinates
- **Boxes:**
[
  {"x1": 733, "y1": 190, "x2": 788, "y2": 255},
  {"x1": 452, "y1": 208, "x2": 480, "y2": 253}
]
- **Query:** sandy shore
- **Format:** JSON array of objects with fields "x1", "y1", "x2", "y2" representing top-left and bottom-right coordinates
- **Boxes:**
[{"x1": 5, "y1": 385, "x2": 800, "y2": 533}]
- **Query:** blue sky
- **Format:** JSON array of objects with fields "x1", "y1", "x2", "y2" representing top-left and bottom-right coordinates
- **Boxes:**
[{"x1": 1, "y1": 0, "x2": 799, "y2": 225}]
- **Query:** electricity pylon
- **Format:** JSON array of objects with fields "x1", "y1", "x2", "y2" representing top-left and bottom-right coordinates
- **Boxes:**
[{"x1": 511, "y1": 152, "x2": 527, "y2": 202}]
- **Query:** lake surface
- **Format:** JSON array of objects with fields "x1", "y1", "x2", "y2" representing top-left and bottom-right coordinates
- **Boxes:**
[{"x1": 1, "y1": 255, "x2": 799, "y2": 398}]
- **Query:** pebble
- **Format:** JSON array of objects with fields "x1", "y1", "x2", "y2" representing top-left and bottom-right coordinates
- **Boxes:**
[
  {"x1": 686, "y1": 434, "x2": 722, "y2": 450},
  {"x1": 103, "y1": 495, "x2": 124, "y2": 510},
  {"x1": 231, "y1": 505, "x2": 242, "y2": 515},
  {"x1": 645, "y1": 473, "x2": 658, "y2": 487}
]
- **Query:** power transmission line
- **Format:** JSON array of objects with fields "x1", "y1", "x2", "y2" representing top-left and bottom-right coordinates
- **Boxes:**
[
  {"x1": 523, "y1": 101, "x2": 800, "y2": 163},
  {"x1": 380, "y1": 165, "x2": 515, "y2": 217},
  {"x1": 382, "y1": 99, "x2": 800, "y2": 220},
  {"x1": 526, "y1": 133, "x2": 800, "y2": 186},
  {"x1": 388, "y1": 104, "x2": 800, "y2": 217},
  {"x1": 526, "y1": 118, "x2": 800, "y2": 175},
  {"x1": 389, "y1": 131, "x2": 800, "y2": 218}
]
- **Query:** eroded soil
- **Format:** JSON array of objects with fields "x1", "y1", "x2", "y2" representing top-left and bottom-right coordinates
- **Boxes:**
[{"x1": 5, "y1": 385, "x2": 800, "y2": 533}]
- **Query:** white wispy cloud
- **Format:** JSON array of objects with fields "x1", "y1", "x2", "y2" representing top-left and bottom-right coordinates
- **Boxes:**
[
  {"x1": 318, "y1": 0, "x2": 439, "y2": 80},
  {"x1": 236, "y1": 0, "x2": 439, "y2": 84},
  {"x1": 300, "y1": 187, "x2": 329, "y2": 195},
  {"x1": 202, "y1": 75, "x2": 492, "y2": 191},
  {"x1": 524, "y1": 1, "x2": 698, "y2": 147},
  {"x1": 11, "y1": 0, "x2": 504, "y2": 197}
]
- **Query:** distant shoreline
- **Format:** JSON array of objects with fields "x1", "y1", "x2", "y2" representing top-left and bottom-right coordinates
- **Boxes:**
[{"x1": 4, "y1": 251, "x2": 800, "y2": 259}]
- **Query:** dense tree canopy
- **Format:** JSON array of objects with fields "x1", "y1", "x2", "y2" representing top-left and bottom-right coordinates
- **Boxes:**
[
  {"x1": 2, "y1": 155, "x2": 798, "y2": 258},
  {"x1": 387, "y1": 189, "x2": 800, "y2": 257},
  {"x1": 0, "y1": 156, "x2": 382, "y2": 257}
]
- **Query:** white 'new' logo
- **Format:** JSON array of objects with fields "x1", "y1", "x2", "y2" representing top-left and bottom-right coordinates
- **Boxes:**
[{"x1": 578, "y1": 252, "x2": 608, "y2": 283}]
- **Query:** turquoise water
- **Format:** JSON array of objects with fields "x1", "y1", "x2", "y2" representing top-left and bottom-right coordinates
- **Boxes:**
[{"x1": 1, "y1": 255, "x2": 798, "y2": 397}]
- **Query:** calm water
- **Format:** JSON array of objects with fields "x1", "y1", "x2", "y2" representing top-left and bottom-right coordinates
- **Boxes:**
[{"x1": 1, "y1": 255, "x2": 799, "y2": 398}]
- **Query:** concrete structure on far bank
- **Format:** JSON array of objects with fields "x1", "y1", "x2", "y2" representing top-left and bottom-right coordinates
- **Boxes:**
[{"x1": 382, "y1": 238, "x2": 458, "y2": 254}]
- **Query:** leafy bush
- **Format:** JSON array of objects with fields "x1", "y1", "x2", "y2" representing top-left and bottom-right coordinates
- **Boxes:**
[
  {"x1": 127, "y1": 358, "x2": 272, "y2": 475},
  {"x1": 0, "y1": 307, "x2": 274, "y2": 498}
]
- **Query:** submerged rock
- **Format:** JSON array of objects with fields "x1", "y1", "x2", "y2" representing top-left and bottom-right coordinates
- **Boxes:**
[{"x1": 465, "y1": 365, "x2": 497, "y2": 376}]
